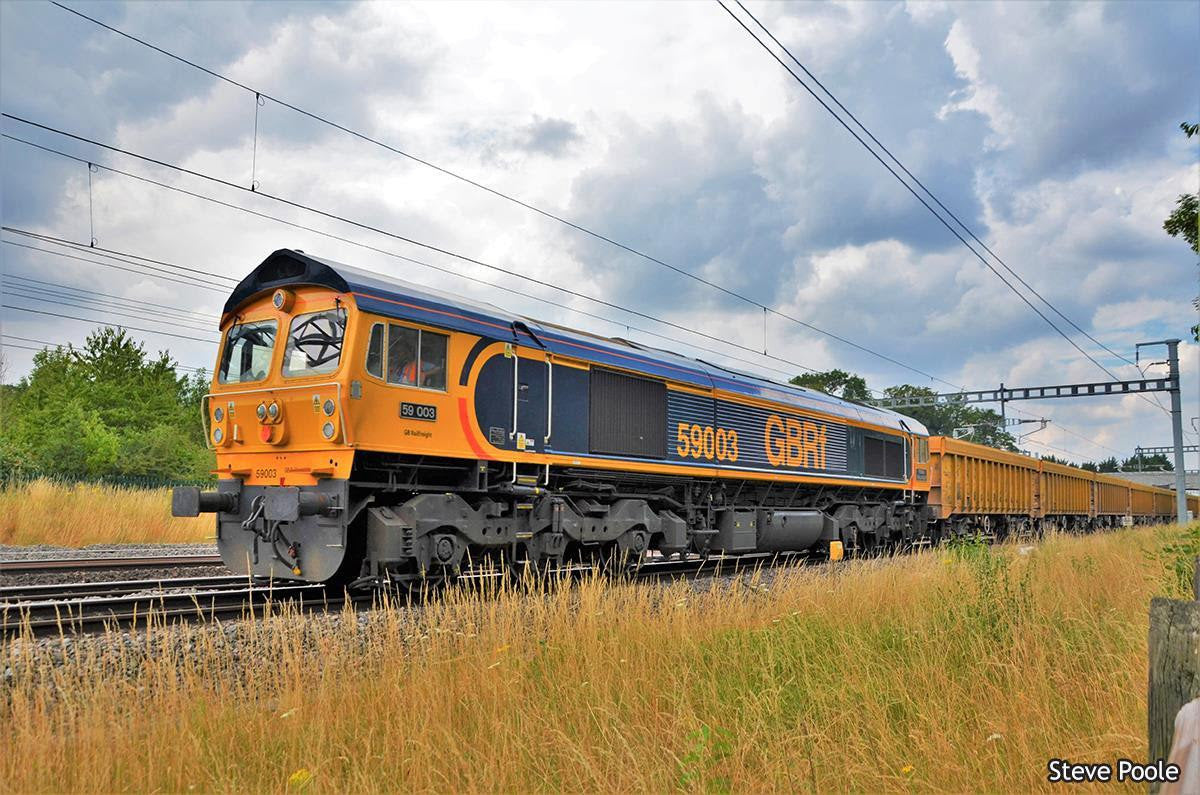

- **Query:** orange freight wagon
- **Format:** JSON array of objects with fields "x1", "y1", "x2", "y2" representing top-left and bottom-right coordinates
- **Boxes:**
[
  {"x1": 1094, "y1": 473, "x2": 1130, "y2": 517},
  {"x1": 1038, "y1": 460, "x2": 1093, "y2": 520},
  {"x1": 927, "y1": 437, "x2": 1038, "y2": 521},
  {"x1": 1130, "y1": 484, "x2": 1157, "y2": 517}
]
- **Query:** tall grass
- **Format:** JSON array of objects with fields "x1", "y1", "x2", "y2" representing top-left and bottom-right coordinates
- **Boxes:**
[
  {"x1": 2, "y1": 524, "x2": 1195, "y2": 792},
  {"x1": 0, "y1": 478, "x2": 211, "y2": 547}
]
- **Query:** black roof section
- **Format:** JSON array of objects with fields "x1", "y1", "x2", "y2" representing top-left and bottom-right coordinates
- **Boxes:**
[{"x1": 222, "y1": 249, "x2": 351, "y2": 317}]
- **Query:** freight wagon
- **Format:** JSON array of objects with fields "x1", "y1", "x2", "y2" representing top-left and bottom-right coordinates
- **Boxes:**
[{"x1": 927, "y1": 437, "x2": 1178, "y2": 534}]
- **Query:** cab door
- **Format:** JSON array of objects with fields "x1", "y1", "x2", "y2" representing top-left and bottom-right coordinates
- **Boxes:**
[{"x1": 513, "y1": 346, "x2": 549, "y2": 455}]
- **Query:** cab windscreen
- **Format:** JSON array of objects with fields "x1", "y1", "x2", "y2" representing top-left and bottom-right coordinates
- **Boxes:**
[{"x1": 283, "y1": 310, "x2": 346, "y2": 377}]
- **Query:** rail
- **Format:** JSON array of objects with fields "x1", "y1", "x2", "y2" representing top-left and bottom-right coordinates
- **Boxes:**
[{"x1": 0, "y1": 553, "x2": 223, "y2": 574}]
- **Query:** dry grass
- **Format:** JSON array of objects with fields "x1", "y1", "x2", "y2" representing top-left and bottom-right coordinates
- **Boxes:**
[
  {"x1": 0, "y1": 478, "x2": 211, "y2": 547},
  {"x1": 3, "y1": 523, "x2": 1197, "y2": 792}
]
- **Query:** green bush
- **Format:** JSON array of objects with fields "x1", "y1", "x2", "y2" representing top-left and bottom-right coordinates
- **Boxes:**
[{"x1": 0, "y1": 327, "x2": 214, "y2": 483}]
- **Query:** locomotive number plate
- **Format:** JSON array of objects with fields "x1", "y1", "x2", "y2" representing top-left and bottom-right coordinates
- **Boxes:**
[{"x1": 400, "y1": 401, "x2": 437, "y2": 422}]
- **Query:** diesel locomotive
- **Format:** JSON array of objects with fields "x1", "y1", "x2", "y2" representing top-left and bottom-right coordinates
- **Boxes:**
[{"x1": 173, "y1": 249, "x2": 1189, "y2": 587}]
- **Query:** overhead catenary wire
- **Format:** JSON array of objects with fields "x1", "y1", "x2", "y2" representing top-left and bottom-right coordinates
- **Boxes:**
[
  {"x1": 36, "y1": 3, "x2": 1166, "y2": 455},
  {"x1": 2, "y1": 116, "x2": 949, "y2": 384},
  {"x1": 4, "y1": 223, "x2": 238, "y2": 284},
  {"x1": 3, "y1": 305, "x2": 219, "y2": 344},
  {"x1": 0, "y1": 138, "x2": 824, "y2": 383},
  {"x1": 3, "y1": 277, "x2": 218, "y2": 324},
  {"x1": 1, "y1": 125, "x2": 840, "y2": 381},
  {"x1": 2, "y1": 109, "x2": 948, "y2": 385},
  {"x1": 50, "y1": 1, "x2": 1149, "y2": 397},
  {"x1": 48, "y1": 1, "x2": 759, "y2": 307},
  {"x1": 716, "y1": 0, "x2": 1172, "y2": 418},
  {"x1": 731, "y1": 0, "x2": 1140, "y2": 373},
  {"x1": 2, "y1": 289, "x2": 217, "y2": 333},
  {"x1": 2, "y1": 237, "x2": 228, "y2": 293},
  {"x1": 2, "y1": 273, "x2": 218, "y2": 321},
  {"x1": 3, "y1": 333, "x2": 208, "y2": 372},
  {"x1": 0, "y1": 135, "x2": 1132, "y2": 460},
  {"x1": 730, "y1": 0, "x2": 1173, "y2": 420}
]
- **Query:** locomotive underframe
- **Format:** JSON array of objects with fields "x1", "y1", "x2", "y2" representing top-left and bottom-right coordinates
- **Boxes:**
[{"x1": 197, "y1": 451, "x2": 934, "y2": 585}]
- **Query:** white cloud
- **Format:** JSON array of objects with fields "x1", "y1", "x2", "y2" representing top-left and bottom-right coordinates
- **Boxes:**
[
  {"x1": 937, "y1": 19, "x2": 1015, "y2": 149},
  {"x1": 2, "y1": 0, "x2": 1198, "y2": 465}
]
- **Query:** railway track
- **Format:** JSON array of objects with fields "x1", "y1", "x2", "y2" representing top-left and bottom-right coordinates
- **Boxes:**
[
  {"x1": 1, "y1": 576, "x2": 348, "y2": 637},
  {"x1": 1, "y1": 550, "x2": 803, "y2": 638},
  {"x1": 0, "y1": 553, "x2": 224, "y2": 574}
]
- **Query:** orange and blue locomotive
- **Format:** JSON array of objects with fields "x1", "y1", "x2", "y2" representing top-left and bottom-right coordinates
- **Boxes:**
[
  {"x1": 174, "y1": 249, "x2": 1186, "y2": 586},
  {"x1": 173, "y1": 249, "x2": 933, "y2": 586}
]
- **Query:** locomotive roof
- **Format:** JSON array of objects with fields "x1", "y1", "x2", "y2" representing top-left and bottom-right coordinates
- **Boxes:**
[{"x1": 225, "y1": 249, "x2": 929, "y2": 435}]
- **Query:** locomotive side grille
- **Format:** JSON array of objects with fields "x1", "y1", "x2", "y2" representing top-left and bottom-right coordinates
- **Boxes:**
[
  {"x1": 589, "y1": 368, "x2": 667, "y2": 459},
  {"x1": 864, "y1": 436, "x2": 905, "y2": 479}
]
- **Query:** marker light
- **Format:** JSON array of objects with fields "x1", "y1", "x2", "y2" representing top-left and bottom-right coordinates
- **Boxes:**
[
  {"x1": 256, "y1": 403, "x2": 267, "y2": 420},
  {"x1": 213, "y1": 407, "x2": 224, "y2": 422},
  {"x1": 322, "y1": 422, "x2": 336, "y2": 440},
  {"x1": 267, "y1": 402, "x2": 279, "y2": 419},
  {"x1": 213, "y1": 427, "x2": 224, "y2": 444},
  {"x1": 322, "y1": 399, "x2": 336, "y2": 416}
]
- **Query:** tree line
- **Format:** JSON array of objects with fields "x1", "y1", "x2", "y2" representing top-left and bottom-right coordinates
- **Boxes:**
[
  {"x1": 0, "y1": 328, "x2": 213, "y2": 483},
  {"x1": 788, "y1": 368, "x2": 1166, "y2": 471}
]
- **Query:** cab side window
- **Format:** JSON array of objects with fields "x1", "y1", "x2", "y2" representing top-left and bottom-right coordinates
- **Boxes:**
[
  {"x1": 419, "y1": 331, "x2": 448, "y2": 391},
  {"x1": 387, "y1": 325, "x2": 420, "y2": 385},
  {"x1": 917, "y1": 438, "x2": 929, "y2": 464},
  {"x1": 376, "y1": 323, "x2": 449, "y2": 391},
  {"x1": 365, "y1": 323, "x2": 384, "y2": 379}
]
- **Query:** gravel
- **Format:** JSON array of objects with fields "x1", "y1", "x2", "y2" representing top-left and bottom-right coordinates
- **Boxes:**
[
  {"x1": 0, "y1": 564, "x2": 232, "y2": 589},
  {"x1": 0, "y1": 543, "x2": 226, "y2": 587},
  {"x1": 0, "y1": 543, "x2": 218, "y2": 562}
]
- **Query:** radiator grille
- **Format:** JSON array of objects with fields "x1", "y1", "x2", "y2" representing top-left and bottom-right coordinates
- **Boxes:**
[{"x1": 589, "y1": 368, "x2": 667, "y2": 458}]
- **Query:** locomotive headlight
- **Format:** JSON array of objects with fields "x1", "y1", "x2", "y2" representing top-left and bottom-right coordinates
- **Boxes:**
[
  {"x1": 272, "y1": 289, "x2": 294, "y2": 312},
  {"x1": 256, "y1": 403, "x2": 267, "y2": 421},
  {"x1": 267, "y1": 402, "x2": 279, "y2": 419},
  {"x1": 322, "y1": 398, "x2": 336, "y2": 416},
  {"x1": 213, "y1": 427, "x2": 224, "y2": 444},
  {"x1": 213, "y1": 407, "x2": 224, "y2": 422},
  {"x1": 321, "y1": 421, "x2": 336, "y2": 440}
]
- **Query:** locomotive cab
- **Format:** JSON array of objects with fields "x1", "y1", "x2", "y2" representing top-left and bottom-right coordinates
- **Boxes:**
[{"x1": 175, "y1": 252, "x2": 363, "y2": 582}]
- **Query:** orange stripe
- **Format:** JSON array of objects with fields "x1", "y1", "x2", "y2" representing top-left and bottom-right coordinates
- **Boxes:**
[{"x1": 458, "y1": 397, "x2": 491, "y2": 459}]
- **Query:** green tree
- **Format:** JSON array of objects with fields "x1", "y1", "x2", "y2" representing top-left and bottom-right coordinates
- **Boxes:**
[
  {"x1": 789, "y1": 369, "x2": 871, "y2": 402},
  {"x1": 786, "y1": 368, "x2": 1020, "y2": 452},
  {"x1": 1121, "y1": 452, "x2": 1173, "y2": 471},
  {"x1": 1163, "y1": 121, "x2": 1199, "y2": 340},
  {"x1": 1163, "y1": 122, "x2": 1199, "y2": 255},
  {"x1": 881, "y1": 384, "x2": 1018, "y2": 451},
  {"x1": 0, "y1": 328, "x2": 213, "y2": 481}
]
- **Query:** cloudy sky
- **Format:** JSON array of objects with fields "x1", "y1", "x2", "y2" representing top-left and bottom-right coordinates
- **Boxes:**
[{"x1": 1, "y1": 0, "x2": 1197, "y2": 465}]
